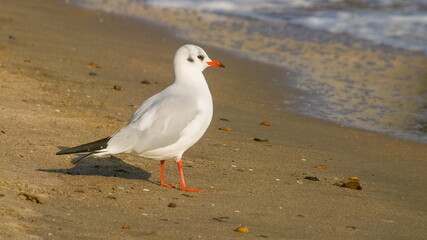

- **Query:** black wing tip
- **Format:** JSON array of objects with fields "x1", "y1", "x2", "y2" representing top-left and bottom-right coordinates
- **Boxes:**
[
  {"x1": 56, "y1": 136, "x2": 111, "y2": 156},
  {"x1": 56, "y1": 149, "x2": 72, "y2": 155},
  {"x1": 56, "y1": 147, "x2": 87, "y2": 155}
]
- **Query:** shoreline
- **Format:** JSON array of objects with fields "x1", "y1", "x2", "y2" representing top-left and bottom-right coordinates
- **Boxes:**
[
  {"x1": 67, "y1": 0, "x2": 427, "y2": 144},
  {"x1": 1, "y1": 0, "x2": 426, "y2": 239}
]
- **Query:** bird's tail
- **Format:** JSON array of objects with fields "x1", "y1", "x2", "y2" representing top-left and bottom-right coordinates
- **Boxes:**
[{"x1": 56, "y1": 137, "x2": 111, "y2": 155}]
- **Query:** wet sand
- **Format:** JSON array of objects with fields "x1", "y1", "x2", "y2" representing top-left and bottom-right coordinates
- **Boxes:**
[{"x1": 0, "y1": 0, "x2": 426, "y2": 239}]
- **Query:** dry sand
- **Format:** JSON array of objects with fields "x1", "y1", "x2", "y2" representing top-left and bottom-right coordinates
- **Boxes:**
[{"x1": 0, "y1": 0, "x2": 426, "y2": 239}]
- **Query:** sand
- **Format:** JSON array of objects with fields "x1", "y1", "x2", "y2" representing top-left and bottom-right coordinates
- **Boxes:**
[{"x1": 0, "y1": 0, "x2": 426, "y2": 239}]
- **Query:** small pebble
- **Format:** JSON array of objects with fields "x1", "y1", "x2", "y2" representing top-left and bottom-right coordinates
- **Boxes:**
[
  {"x1": 168, "y1": 202, "x2": 177, "y2": 208},
  {"x1": 382, "y1": 219, "x2": 395, "y2": 223},
  {"x1": 140, "y1": 80, "x2": 151, "y2": 85},
  {"x1": 315, "y1": 164, "x2": 326, "y2": 169},
  {"x1": 117, "y1": 186, "x2": 125, "y2": 190},
  {"x1": 253, "y1": 138, "x2": 269, "y2": 142},
  {"x1": 88, "y1": 72, "x2": 97, "y2": 76},
  {"x1": 218, "y1": 127, "x2": 231, "y2": 131},
  {"x1": 342, "y1": 180, "x2": 362, "y2": 190},
  {"x1": 213, "y1": 216, "x2": 230, "y2": 222},
  {"x1": 219, "y1": 118, "x2": 230, "y2": 122},
  {"x1": 113, "y1": 85, "x2": 122, "y2": 90},
  {"x1": 121, "y1": 226, "x2": 131, "y2": 230},
  {"x1": 235, "y1": 226, "x2": 249, "y2": 233},
  {"x1": 260, "y1": 121, "x2": 271, "y2": 126},
  {"x1": 346, "y1": 226, "x2": 357, "y2": 230},
  {"x1": 88, "y1": 62, "x2": 101, "y2": 68},
  {"x1": 304, "y1": 176, "x2": 320, "y2": 181}
]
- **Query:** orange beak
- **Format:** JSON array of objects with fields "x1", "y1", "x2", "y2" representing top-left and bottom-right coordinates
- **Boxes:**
[{"x1": 207, "y1": 60, "x2": 225, "y2": 68}]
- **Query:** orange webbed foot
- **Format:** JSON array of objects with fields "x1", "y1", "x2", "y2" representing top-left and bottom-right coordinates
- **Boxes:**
[
  {"x1": 180, "y1": 187, "x2": 203, "y2": 193},
  {"x1": 160, "y1": 182, "x2": 176, "y2": 189}
]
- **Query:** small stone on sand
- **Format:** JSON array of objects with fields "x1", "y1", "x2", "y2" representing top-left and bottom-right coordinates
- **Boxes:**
[{"x1": 235, "y1": 226, "x2": 249, "y2": 233}]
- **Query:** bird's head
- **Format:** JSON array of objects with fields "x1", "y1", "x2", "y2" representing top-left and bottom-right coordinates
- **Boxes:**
[{"x1": 174, "y1": 44, "x2": 225, "y2": 73}]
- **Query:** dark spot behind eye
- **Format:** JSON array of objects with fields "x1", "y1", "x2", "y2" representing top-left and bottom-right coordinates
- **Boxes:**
[
  {"x1": 187, "y1": 56, "x2": 194, "y2": 62},
  {"x1": 197, "y1": 55, "x2": 204, "y2": 61}
]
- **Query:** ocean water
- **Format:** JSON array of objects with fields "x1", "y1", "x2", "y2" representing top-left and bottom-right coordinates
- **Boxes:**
[{"x1": 68, "y1": 0, "x2": 427, "y2": 143}]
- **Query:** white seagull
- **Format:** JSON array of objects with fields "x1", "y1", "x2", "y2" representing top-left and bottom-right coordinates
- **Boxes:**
[{"x1": 57, "y1": 44, "x2": 225, "y2": 192}]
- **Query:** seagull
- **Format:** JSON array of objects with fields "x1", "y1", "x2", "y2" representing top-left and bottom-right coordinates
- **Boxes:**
[{"x1": 56, "y1": 44, "x2": 225, "y2": 192}]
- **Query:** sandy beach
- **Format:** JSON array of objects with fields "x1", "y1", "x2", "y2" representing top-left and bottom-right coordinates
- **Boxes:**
[{"x1": 1, "y1": 0, "x2": 426, "y2": 239}]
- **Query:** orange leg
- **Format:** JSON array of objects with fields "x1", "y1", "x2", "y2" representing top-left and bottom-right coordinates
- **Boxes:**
[
  {"x1": 177, "y1": 159, "x2": 203, "y2": 192},
  {"x1": 159, "y1": 160, "x2": 175, "y2": 189}
]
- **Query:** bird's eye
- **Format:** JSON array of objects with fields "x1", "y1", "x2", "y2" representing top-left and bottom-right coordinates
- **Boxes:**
[{"x1": 197, "y1": 55, "x2": 204, "y2": 60}]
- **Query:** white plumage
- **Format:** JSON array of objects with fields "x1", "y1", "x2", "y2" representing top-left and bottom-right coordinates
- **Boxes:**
[{"x1": 57, "y1": 44, "x2": 224, "y2": 192}]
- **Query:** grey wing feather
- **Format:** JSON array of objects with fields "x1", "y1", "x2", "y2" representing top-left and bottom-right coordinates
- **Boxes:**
[{"x1": 105, "y1": 92, "x2": 199, "y2": 154}]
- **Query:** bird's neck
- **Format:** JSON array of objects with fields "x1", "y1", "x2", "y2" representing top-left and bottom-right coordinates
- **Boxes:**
[{"x1": 174, "y1": 68, "x2": 209, "y2": 90}]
